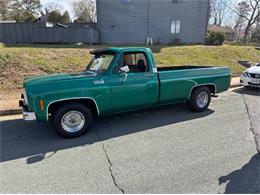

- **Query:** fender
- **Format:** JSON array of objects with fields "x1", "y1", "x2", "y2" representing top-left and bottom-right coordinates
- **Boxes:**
[
  {"x1": 188, "y1": 83, "x2": 217, "y2": 99},
  {"x1": 46, "y1": 97, "x2": 100, "y2": 121}
]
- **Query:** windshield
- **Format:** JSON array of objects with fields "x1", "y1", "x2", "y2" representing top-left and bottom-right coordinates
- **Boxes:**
[{"x1": 86, "y1": 54, "x2": 115, "y2": 73}]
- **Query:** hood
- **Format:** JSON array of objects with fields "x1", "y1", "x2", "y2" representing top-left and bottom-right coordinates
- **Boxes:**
[
  {"x1": 24, "y1": 71, "x2": 97, "y2": 87},
  {"x1": 246, "y1": 65, "x2": 260, "y2": 74}
]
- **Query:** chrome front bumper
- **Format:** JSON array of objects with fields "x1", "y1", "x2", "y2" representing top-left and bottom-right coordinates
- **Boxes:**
[
  {"x1": 22, "y1": 109, "x2": 36, "y2": 121},
  {"x1": 19, "y1": 93, "x2": 36, "y2": 121}
]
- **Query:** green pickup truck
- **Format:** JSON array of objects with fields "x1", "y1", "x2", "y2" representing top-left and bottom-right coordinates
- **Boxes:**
[{"x1": 20, "y1": 47, "x2": 231, "y2": 138}]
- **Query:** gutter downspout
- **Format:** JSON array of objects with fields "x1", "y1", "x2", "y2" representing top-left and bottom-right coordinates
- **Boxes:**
[
  {"x1": 147, "y1": 0, "x2": 150, "y2": 38},
  {"x1": 146, "y1": 0, "x2": 152, "y2": 45}
]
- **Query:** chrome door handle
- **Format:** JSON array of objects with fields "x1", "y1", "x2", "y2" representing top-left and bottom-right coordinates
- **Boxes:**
[
  {"x1": 144, "y1": 73, "x2": 154, "y2": 77},
  {"x1": 120, "y1": 73, "x2": 127, "y2": 83}
]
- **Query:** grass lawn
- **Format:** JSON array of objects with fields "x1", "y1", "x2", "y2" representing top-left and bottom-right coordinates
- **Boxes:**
[{"x1": 1, "y1": 43, "x2": 260, "y2": 92}]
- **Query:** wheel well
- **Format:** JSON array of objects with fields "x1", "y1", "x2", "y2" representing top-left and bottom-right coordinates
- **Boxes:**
[
  {"x1": 206, "y1": 84, "x2": 216, "y2": 94},
  {"x1": 48, "y1": 99, "x2": 99, "y2": 119},
  {"x1": 189, "y1": 84, "x2": 216, "y2": 98}
]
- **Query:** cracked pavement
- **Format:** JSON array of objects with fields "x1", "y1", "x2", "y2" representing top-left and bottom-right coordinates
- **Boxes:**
[
  {"x1": 0, "y1": 87, "x2": 259, "y2": 193},
  {"x1": 102, "y1": 144, "x2": 125, "y2": 194}
]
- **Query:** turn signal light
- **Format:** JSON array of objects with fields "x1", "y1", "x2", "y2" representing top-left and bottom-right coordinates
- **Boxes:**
[{"x1": 40, "y1": 100, "x2": 44, "y2": 110}]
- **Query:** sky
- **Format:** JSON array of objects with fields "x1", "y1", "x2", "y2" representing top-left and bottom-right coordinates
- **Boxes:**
[{"x1": 41, "y1": 0, "x2": 75, "y2": 18}]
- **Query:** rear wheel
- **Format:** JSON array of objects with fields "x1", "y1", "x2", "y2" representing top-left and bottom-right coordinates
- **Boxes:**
[
  {"x1": 187, "y1": 86, "x2": 211, "y2": 112},
  {"x1": 52, "y1": 103, "x2": 93, "y2": 138}
]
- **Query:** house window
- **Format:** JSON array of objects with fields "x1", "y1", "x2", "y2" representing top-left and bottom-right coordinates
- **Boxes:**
[{"x1": 171, "y1": 20, "x2": 181, "y2": 34}]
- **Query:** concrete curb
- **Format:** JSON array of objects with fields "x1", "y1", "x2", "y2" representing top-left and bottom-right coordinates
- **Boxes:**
[
  {"x1": 0, "y1": 109, "x2": 21, "y2": 116},
  {"x1": 229, "y1": 84, "x2": 241, "y2": 88},
  {"x1": 0, "y1": 81, "x2": 242, "y2": 117}
]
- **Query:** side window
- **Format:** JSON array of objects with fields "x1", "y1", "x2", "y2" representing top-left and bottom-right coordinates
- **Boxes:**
[
  {"x1": 123, "y1": 52, "x2": 148, "y2": 73},
  {"x1": 113, "y1": 52, "x2": 148, "y2": 73}
]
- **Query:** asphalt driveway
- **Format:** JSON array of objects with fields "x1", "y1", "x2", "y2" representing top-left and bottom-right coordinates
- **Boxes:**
[{"x1": 0, "y1": 87, "x2": 259, "y2": 193}]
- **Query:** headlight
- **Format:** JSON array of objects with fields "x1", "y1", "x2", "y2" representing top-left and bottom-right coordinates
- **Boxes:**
[{"x1": 242, "y1": 72, "x2": 249, "y2": 77}]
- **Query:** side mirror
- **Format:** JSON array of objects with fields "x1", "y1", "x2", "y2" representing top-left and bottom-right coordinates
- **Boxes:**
[{"x1": 120, "y1": 65, "x2": 129, "y2": 73}]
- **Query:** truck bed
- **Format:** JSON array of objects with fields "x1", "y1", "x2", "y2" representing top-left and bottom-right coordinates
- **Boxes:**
[{"x1": 157, "y1": 65, "x2": 231, "y2": 104}]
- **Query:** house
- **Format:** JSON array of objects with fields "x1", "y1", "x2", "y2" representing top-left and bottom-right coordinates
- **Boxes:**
[
  {"x1": 1, "y1": 0, "x2": 210, "y2": 45},
  {"x1": 96, "y1": 0, "x2": 210, "y2": 44},
  {"x1": 208, "y1": 25, "x2": 236, "y2": 41}
]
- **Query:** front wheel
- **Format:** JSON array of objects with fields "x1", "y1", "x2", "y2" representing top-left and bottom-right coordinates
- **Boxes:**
[
  {"x1": 52, "y1": 103, "x2": 93, "y2": 138},
  {"x1": 187, "y1": 86, "x2": 211, "y2": 112}
]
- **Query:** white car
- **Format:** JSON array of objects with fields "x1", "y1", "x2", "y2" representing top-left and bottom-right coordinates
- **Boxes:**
[{"x1": 240, "y1": 63, "x2": 260, "y2": 88}]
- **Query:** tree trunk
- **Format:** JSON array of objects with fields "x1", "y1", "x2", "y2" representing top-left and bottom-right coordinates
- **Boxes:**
[
  {"x1": 243, "y1": 25, "x2": 251, "y2": 43},
  {"x1": 214, "y1": 15, "x2": 218, "y2": 25}
]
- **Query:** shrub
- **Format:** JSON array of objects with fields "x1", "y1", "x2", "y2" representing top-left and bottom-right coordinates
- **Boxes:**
[{"x1": 206, "y1": 32, "x2": 225, "y2": 45}]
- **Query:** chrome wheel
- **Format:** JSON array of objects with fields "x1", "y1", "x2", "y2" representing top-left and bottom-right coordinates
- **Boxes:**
[
  {"x1": 196, "y1": 91, "x2": 209, "y2": 108},
  {"x1": 61, "y1": 111, "x2": 85, "y2": 133}
]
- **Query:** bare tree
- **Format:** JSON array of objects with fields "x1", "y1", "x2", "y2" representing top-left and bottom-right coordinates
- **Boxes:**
[
  {"x1": 11, "y1": 0, "x2": 42, "y2": 15},
  {"x1": 72, "y1": 0, "x2": 96, "y2": 22},
  {"x1": 9, "y1": 0, "x2": 42, "y2": 21},
  {"x1": 232, "y1": 2, "x2": 251, "y2": 41},
  {"x1": 0, "y1": 0, "x2": 11, "y2": 20},
  {"x1": 210, "y1": 0, "x2": 231, "y2": 26},
  {"x1": 46, "y1": 2, "x2": 64, "y2": 12},
  {"x1": 242, "y1": 0, "x2": 260, "y2": 42},
  {"x1": 226, "y1": 0, "x2": 260, "y2": 42}
]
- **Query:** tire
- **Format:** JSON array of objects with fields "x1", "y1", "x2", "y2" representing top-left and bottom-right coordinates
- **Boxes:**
[
  {"x1": 187, "y1": 86, "x2": 211, "y2": 112},
  {"x1": 52, "y1": 103, "x2": 93, "y2": 138}
]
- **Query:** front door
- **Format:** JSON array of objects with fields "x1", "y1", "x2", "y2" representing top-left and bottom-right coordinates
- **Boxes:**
[{"x1": 109, "y1": 52, "x2": 159, "y2": 113}]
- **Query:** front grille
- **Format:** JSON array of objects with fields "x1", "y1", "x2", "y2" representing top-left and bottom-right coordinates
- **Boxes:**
[
  {"x1": 249, "y1": 73, "x2": 260, "y2": 79},
  {"x1": 248, "y1": 82, "x2": 260, "y2": 86}
]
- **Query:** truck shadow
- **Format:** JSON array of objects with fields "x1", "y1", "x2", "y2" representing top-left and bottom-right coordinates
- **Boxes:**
[
  {"x1": 218, "y1": 153, "x2": 260, "y2": 194},
  {"x1": 1, "y1": 103, "x2": 214, "y2": 163}
]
